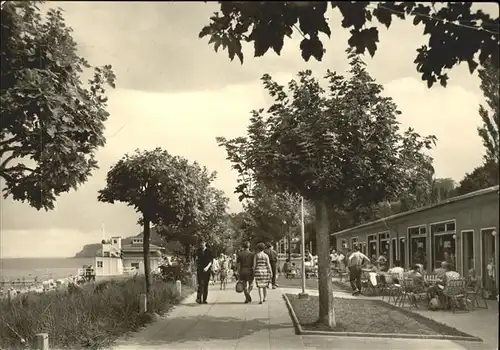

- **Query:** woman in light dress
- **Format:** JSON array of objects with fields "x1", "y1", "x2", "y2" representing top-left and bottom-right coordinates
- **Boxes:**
[{"x1": 253, "y1": 242, "x2": 273, "y2": 304}]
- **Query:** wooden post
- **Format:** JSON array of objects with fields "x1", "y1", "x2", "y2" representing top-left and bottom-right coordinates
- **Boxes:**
[
  {"x1": 175, "y1": 280, "x2": 182, "y2": 297},
  {"x1": 35, "y1": 333, "x2": 49, "y2": 350},
  {"x1": 191, "y1": 274, "x2": 197, "y2": 288},
  {"x1": 139, "y1": 293, "x2": 147, "y2": 313}
]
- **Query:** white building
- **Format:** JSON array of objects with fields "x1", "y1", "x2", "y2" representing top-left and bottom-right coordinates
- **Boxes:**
[{"x1": 94, "y1": 236, "x2": 163, "y2": 277}]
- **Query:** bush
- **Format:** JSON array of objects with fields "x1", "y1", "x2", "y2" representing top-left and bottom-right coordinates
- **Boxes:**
[{"x1": 0, "y1": 277, "x2": 193, "y2": 349}]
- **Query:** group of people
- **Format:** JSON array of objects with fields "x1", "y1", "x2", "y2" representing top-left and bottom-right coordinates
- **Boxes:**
[{"x1": 195, "y1": 238, "x2": 279, "y2": 305}]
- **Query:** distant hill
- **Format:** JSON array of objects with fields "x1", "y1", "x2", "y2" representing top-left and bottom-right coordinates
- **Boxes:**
[{"x1": 72, "y1": 226, "x2": 178, "y2": 258}]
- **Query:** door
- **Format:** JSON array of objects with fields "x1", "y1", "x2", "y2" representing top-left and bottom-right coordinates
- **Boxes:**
[
  {"x1": 399, "y1": 238, "x2": 406, "y2": 269},
  {"x1": 391, "y1": 238, "x2": 397, "y2": 266},
  {"x1": 461, "y1": 230, "x2": 474, "y2": 277},
  {"x1": 481, "y1": 228, "x2": 497, "y2": 288}
]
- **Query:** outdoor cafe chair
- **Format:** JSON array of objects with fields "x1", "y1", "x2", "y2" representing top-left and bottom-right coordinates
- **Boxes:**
[
  {"x1": 360, "y1": 270, "x2": 378, "y2": 296},
  {"x1": 443, "y1": 279, "x2": 470, "y2": 313},
  {"x1": 381, "y1": 273, "x2": 402, "y2": 304},
  {"x1": 396, "y1": 278, "x2": 420, "y2": 309},
  {"x1": 466, "y1": 276, "x2": 488, "y2": 309},
  {"x1": 424, "y1": 273, "x2": 440, "y2": 284}
]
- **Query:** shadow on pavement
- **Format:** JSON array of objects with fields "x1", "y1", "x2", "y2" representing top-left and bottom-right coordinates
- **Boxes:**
[{"x1": 126, "y1": 315, "x2": 291, "y2": 345}]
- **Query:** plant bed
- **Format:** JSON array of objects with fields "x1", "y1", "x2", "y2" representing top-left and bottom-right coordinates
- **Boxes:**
[
  {"x1": 284, "y1": 293, "x2": 481, "y2": 341},
  {"x1": 0, "y1": 277, "x2": 194, "y2": 349}
]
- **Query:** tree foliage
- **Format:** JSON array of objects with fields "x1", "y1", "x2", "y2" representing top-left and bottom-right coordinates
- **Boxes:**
[
  {"x1": 456, "y1": 58, "x2": 499, "y2": 195},
  {"x1": 98, "y1": 148, "x2": 215, "y2": 296},
  {"x1": 217, "y1": 52, "x2": 436, "y2": 327},
  {"x1": 200, "y1": 2, "x2": 499, "y2": 87},
  {"x1": 157, "y1": 181, "x2": 230, "y2": 259},
  {"x1": 1, "y1": 1, "x2": 115, "y2": 210},
  {"x1": 477, "y1": 59, "x2": 499, "y2": 165}
]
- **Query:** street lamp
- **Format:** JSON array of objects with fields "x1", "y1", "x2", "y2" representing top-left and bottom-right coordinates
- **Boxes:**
[{"x1": 299, "y1": 196, "x2": 308, "y2": 299}]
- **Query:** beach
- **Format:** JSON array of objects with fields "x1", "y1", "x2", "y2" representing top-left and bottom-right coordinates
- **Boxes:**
[{"x1": 0, "y1": 257, "x2": 94, "y2": 282}]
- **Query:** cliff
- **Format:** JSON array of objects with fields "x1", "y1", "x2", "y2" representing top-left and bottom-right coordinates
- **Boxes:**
[
  {"x1": 73, "y1": 243, "x2": 102, "y2": 258},
  {"x1": 72, "y1": 226, "x2": 179, "y2": 258}
]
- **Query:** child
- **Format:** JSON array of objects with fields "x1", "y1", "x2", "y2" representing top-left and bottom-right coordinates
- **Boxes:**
[{"x1": 219, "y1": 258, "x2": 228, "y2": 290}]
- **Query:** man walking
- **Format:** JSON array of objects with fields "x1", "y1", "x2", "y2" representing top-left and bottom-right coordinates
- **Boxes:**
[
  {"x1": 196, "y1": 238, "x2": 213, "y2": 304},
  {"x1": 237, "y1": 241, "x2": 254, "y2": 303},
  {"x1": 265, "y1": 242, "x2": 279, "y2": 288},
  {"x1": 348, "y1": 245, "x2": 370, "y2": 296}
]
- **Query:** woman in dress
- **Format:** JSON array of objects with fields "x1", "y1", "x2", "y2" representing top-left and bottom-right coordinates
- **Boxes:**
[{"x1": 253, "y1": 242, "x2": 273, "y2": 304}]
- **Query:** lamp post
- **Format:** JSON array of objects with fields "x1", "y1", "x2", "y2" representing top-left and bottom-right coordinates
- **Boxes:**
[{"x1": 299, "y1": 196, "x2": 308, "y2": 299}]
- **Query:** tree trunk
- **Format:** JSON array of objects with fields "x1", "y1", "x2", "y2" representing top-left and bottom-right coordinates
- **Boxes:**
[
  {"x1": 143, "y1": 215, "x2": 151, "y2": 301},
  {"x1": 184, "y1": 243, "x2": 191, "y2": 261},
  {"x1": 287, "y1": 226, "x2": 292, "y2": 261},
  {"x1": 315, "y1": 199, "x2": 336, "y2": 328}
]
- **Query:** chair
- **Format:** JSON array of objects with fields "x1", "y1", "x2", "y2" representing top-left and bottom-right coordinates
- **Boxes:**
[
  {"x1": 466, "y1": 276, "x2": 488, "y2": 309},
  {"x1": 338, "y1": 267, "x2": 349, "y2": 283},
  {"x1": 360, "y1": 271, "x2": 377, "y2": 295},
  {"x1": 424, "y1": 273, "x2": 439, "y2": 284},
  {"x1": 381, "y1": 273, "x2": 402, "y2": 304},
  {"x1": 443, "y1": 279, "x2": 470, "y2": 313},
  {"x1": 397, "y1": 278, "x2": 420, "y2": 309}
]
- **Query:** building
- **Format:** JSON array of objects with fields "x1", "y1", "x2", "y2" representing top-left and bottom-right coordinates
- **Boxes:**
[
  {"x1": 331, "y1": 186, "x2": 499, "y2": 290},
  {"x1": 94, "y1": 236, "x2": 163, "y2": 276},
  {"x1": 121, "y1": 236, "x2": 163, "y2": 274}
]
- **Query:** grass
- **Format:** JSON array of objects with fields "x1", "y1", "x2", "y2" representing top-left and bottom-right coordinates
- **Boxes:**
[
  {"x1": 286, "y1": 294, "x2": 475, "y2": 338},
  {"x1": 0, "y1": 277, "x2": 193, "y2": 349}
]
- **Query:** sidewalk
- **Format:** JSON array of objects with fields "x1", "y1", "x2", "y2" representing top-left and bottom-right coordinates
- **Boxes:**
[
  {"x1": 112, "y1": 283, "x2": 497, "y2": 350},
  {"x1": 111, "y1": 283, "x2": 305, "y2": 350}
]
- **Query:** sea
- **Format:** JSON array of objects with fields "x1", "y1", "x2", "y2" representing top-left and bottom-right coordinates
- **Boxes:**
[{"x1": 0, "y1": 257, "x2": 94, "y2": 281}]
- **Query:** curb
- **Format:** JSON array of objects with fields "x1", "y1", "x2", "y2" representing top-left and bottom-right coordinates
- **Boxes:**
[{"x1": 281, "y1": 294, "x2": 483, "y2": 342}]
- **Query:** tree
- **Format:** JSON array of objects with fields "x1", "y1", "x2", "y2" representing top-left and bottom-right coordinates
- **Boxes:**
[
  {"x1": 477, "y1": 59, "x2": 499, "y2": 164},
  {"x1": 456, "y1": 160, "x2": 498, "y2": 195},
  {"x1": 98, "y1": 148, "x2": 203, "y2": 299},
  {"x1": 217, "y1": 52, "x2": 435, "y2": 328},
  {"x1": 244, "y1": 183, "x2": 302, "y2": 250},
  {"x1": 456, "y1": 58, "x2": 499, "y2": 195},
  {"x1": 200, "y1": 2, "x2": 499, "y2": 88},
  {"x1": 1, "y1": 1, "x2": 115, "y2": 210},
  {"x1": 157, "y1": 181, "x2": 230, "y2": 260}
]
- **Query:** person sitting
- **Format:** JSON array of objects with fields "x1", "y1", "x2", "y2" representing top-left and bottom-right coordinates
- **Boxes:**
[
  {"x1": 433, "y1": 261, "x2": 447, "y2": 280},
  {"x1": 467, "y1": 268, "x2": 477, "y2": 288},
  {"x1": 388, "y1": 260, "x2": 405, "y2": 276},
  {"x1": 405, "y1": 265, "x2": 425, "y2": 286},
  {"x1": 442, "y1": 262, "x2": 460, "y2": 284}
]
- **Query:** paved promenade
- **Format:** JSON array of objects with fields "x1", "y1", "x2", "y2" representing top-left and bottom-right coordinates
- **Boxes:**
[{"x1": 112, "y1": 283, "x2": 498, "y2": 350}]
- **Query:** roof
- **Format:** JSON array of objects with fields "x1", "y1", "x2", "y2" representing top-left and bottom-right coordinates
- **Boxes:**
[
  {"x1": 331, "y1": 185, "x2": 499, "y2": 237},
  {"x1": 121, "y1": 243, "x2": 163, "y2": 252}
]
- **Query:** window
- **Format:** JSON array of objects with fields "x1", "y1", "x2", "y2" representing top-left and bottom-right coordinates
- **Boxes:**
[
  {"x1": 408, "y1": 225, "x2": 427, "y2": 270},
  {"x1": 378, "y1": 232, "x2": 390, "y2": 259},
  {"x1": 340, "y1": 239, "x2": 347, "y2": 249},
  {"x1": 368, "y1": 235, "x2": 378, "y2": 261},
  {"x1": 97, "y1": 261, "x2": 103, "y2": 268},
  {"x1": 131, "y1": 263, "x2": 140, "y2": 270},
  {"x1": 360, "y1": 242, "x2": 367, "y2": 255},
  {"x1": 103, "y1": 252, "x2": 110, "y2": 257},
  {"x1": 430, "y1": 220, "x2": 456, "y2": 271},
  {"x1": 351, "y1": 237, "x2": 358, "y2": 249},
  {"x1": 113, "y1": 239, "x2": 117, "y2": 244}
]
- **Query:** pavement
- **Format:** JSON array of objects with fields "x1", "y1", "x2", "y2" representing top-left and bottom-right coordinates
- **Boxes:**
[{"x1": 111, "y1": 281, "x2": 498, "y2": 350}]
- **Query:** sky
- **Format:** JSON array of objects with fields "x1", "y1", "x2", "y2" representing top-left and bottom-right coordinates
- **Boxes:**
[{"x1": 0, "y1": 2, "x2": 497, "y2": 258}]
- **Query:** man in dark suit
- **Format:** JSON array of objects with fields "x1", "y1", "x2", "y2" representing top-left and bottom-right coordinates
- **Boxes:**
[
  {"x1": 264, "y1": 242, "x2": 278, "y2": 289},
  {"x1": 196, "y1": 238, "x2": 213, "y2": 304}
]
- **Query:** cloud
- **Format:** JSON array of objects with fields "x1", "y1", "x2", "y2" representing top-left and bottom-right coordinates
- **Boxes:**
[{"x1": 1, "y1": 2, "x2": 495, "y2": 258}]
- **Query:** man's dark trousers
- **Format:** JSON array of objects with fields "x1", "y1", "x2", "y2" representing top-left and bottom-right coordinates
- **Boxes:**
[
  {"x1": 270, "y1": 261, "x2": 277, "y2": 286},
  {"x1": 197, "y1": 269, "x2": 211, "y2": 302},
  {"x1": 349, "y1": 265, "x2": 362, "y2": 292}
]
